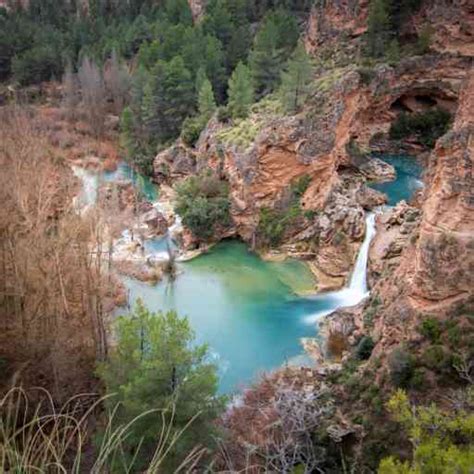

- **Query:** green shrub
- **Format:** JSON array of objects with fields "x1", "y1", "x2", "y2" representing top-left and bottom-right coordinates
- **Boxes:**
[
  {"x1": 447, "y1": 325, "x2": 462, "y2": 347},
  {"x1": 181, "y1": 115, "x2": 206, "y2": 147},
  {"x1": 410, "y1": 368, "x2": 426, "y2": 390},
  {"x1": 386, "y1": 39, "x2": 401, "y2": 64},
  {"x1": 256, "y1": 175, "x2": 310, "y2": 247},
  {"x1": 12, "y1": 45, "x2": 62, "y2": 86},
  {"x1": 217, "y1": 106, "x2": 231, "y2": 123},
  {"x1": 364, "y1": 307, "x2": 377, "y2": 328},
  {"x1": 358, "y1": 66, "x2": 376, "y2": 86},
  {"x1": 414, "y1": 26, "x2": 432, "y2": 55},
  {"x1": 389, "y1": 108, "x2": 452, "y2": 148},
  {"x1": 380, "y1": 389, "x2": 474, "y2": 474},
  {"x1": 356, "y1": 336, "x2": 375, "y2": 360},
  {"x1": 175, "y1": 171, "x2": 231, "y2": 240},
  {"x1": 422, "y1": 345, "x2": 450, "y2": 371},
  {"x1": 389, "y1": 347, "x2": 415, "y2": 388},
  {"x1": 419, "y1": 317, "x2": 441, "y2": 343},
  {"x1": 291, "y1": 174, "x2": 312, "y2": 198},
  {"x1": 258, "y1": 207, "x2": 287, "y2": 246},
  {"x1": 371, "y1": 295, "x2": 382, "y2": 307}
]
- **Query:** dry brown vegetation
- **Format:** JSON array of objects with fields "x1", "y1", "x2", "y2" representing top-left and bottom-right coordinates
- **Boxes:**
[
  {"x1": 217, "y1": 368, "x2": 348, "y2": 473},
  {"x1": 0, "y1": 107, "x2": 116, "y2": 400}
]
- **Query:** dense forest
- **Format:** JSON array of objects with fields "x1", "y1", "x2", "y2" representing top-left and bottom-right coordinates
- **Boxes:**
[{"x1": 0, "y1": 0, "x2": 473, "y2": 472}]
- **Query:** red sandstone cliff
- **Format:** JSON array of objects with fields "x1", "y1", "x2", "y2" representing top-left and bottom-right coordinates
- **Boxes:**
[{"x1": 153, "y1": 0, "x2": 472, "y2": 292}]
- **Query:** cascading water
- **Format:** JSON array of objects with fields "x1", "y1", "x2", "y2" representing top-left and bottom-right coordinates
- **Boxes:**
[
  {"x1": 72, "y1": 166, "x2": 99, "y2": 210},
  {"x1": 347, "y1": 212, "x2": 376, "y2": 298},
  {"x1": 303, "y1": 212, "x2": 377, "y2": 324}
]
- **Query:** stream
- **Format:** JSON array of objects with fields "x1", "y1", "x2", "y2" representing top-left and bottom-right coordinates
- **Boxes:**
[{"x1": 74, "y1": 154, "x2": 422, "y2": 394}]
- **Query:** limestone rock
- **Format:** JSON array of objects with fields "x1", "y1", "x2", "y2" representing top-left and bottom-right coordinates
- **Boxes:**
[{"x1": 153, "y1": 143, "x2": 197, "y2": 184}]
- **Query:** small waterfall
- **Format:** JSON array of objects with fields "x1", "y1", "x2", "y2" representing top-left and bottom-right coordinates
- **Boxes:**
[
  {"x1": 72, "y1": 166, "x2": 99, "y2": 211},
  {"x1": 304, "y1": 212, "x2": 377, "y2": 324},
  {"x1": 348, "y1": 212, "x2": 376, "y2": 296}
]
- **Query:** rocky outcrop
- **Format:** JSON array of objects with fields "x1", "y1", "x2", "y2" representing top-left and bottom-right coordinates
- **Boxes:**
[
  {"x1": 368, "y1": 202, "x2": 422, "y2": 284},
  {"x1": 305, "y1": 0, "x2": 369, "y2": 55},
  {"x1": 358, "y1": 156, "x2": 396, "y2": 182},
  {"x1": 188, "y1": 71, "x2": 373, "y2": 286},
  {"x1": 409, "y1": 68, "x2": 474, "y2": 306},
  {"x1": 305, "y1": 0, "x2": 474, "y2": 58},
  {"x1": 414, "y1": 0, "x2": 474, "y2": 57},
  {"x1": 152, "y1": 0, "x2": 471, "y2": 290},
  {"x1": 141, "y1": 208, "x2": 168, "y2": 236},
  {"x1": 365, "y1": 66, "x2": 473, "y2": 359},
  {"x1": 153, "y1": 143, "x2": 197, "y2": 184}
]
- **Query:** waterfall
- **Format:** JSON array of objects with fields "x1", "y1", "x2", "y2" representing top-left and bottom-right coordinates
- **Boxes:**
[
  {"x1": 72, "y1": 166, "x2": 99, "y2": 211},
  {"x1": 348, "y1": 212, "x2": 376, "y2": 296},
  {"x1": 304, "y1": 212, "x2": 377, "y2": 324}
]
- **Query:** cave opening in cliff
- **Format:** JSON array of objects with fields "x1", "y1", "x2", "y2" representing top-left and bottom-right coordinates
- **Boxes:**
[{"x1": 391, "y1": 90, "x2": 457, "y2": 115}]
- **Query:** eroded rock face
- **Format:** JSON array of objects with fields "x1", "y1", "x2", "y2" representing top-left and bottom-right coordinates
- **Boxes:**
[
  {"x1": 409, "y1": 69, "x2": 474, "y2": 305},
  {"x1": 305, "y1": 0, "x2": 474, "y2": 58},
  {"x1": 153, "y1": 144, "x2": 197, "y2": 184},
  {"x1": 368, "y1": 202, "x2": 422, "y2": 284},
  {"x1": 413, "y1": 0, "x2": 474, "y2": 57},
  {"x1": 362, "y1": 67, "x2": 474, "y2": 362},
  {"x1": 189, "y1": 72, "x2": 372, "y2": 286},
  {"x1": 153, "y1": 0, "x2": 471, "y2": 290},
  {"x1": 305, "y1": 0, "x2": 369, "y2": 54},
  {"x1": 141, "y1": 208, "x2": 168, "y2": 236},
  {"x1": 153, "y1": 53, "x2": 470, "y2": 288}
]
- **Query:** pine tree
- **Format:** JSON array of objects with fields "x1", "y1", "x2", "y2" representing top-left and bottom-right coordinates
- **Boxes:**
[
  {"x1": 249, "y1": 16, "x2": 281, "y2": 97},
  {"x1": 280, "y1": 43, "x2": 312, "y2": 114},
  {"x1": 120, "y1": 106, "x2": 136, "y2": 156},
  {"x1": 195, "y1": 66, "x2": 207, "y2": 97},
  {"x1": 142, "y1": 56, "x2": 195, "y2": 145},
  {"x1": 198, "y1": 77, "x2": 216, "y2": 119},
  {"x1": 366, "y1": 0, "x2": 391, "y2": 58},
  {"x1": 97, "y1": 300, "x2": 224, "y2": 472},
  {"x1": 227, "y1": 61, "x2": 254, "y2": 119}
]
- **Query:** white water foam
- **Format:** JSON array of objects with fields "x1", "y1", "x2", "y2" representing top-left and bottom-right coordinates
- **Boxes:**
[
  {"x1": 304, "y1": 213, "x2": 376, "y2": 325},
  {"x1": 72, "y1": 166, "x2": 100, "y2": 212}
]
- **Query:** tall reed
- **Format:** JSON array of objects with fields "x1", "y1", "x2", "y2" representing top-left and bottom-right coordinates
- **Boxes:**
[{"x1": 0, "y1": 387, "x2": 205, "y2": 473}]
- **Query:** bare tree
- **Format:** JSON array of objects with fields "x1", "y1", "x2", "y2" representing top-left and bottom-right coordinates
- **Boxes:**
[
  {"x1": 262, "y1": 382, "x2": 333, "y2": 474},
  {"x1": 103, "y1": 49, "x2": 131, "y2": 115},
  {"x1": 78, "y1": 55, "x2": 106, "y2": 136},
  {"x1": 61, "y1": 63, "x2": 79, "y2": 121},
  {"x1": 453, "y1": 351, "x2": 473, "y2": 385},
  {"x1": 0, "y1": 107, "x2": 112, "y2": 400}
]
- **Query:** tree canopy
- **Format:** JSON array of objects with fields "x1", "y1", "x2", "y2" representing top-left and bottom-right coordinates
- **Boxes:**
[{"x1": 97, "y1": 300, "x2": 224, "y2": 471}]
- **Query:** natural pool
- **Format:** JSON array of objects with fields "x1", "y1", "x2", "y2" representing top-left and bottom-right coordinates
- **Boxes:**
[
  {"x1": 369, "y1": 154, "x2": 423, "y2": 206},
  {"x1": 74, "y1": 155, "x2": 422, "y2": 393},
  {"x1": 122, "y1": 213, "x2": 376, "y2": 394},
  {"x1": 123, "y1": 241, "x2": 349, "y2": 393}
]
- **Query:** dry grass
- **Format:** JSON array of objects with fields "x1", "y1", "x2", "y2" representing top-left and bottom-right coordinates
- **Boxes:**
[{"x1": 0, "y1": 387, "x2": 206, "y2": 473}]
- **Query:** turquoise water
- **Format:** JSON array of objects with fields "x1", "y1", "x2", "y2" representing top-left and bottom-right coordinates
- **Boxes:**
[
  {"x1": 123, "y1": 241, "x2": 340, "y2": 394},
  {"x1": 369, "y1": 154, "x2": 423, "y2": 206},
  {"x1": 73, "y1": 161, "x2": 158, "y2": 208},
  {"x1": 104, "y1": 162, "x2": 158, "y2": 201},
  {"x1": 113, "y1": 154, "x2": 423, "y2": 394}
]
